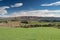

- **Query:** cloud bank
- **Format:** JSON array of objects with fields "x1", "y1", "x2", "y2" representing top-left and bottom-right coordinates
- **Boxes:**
[
  {"x1": 41, "y1": 1, "x2": 60, "y2": 6},
  {"x1": 1, "y1": 10, "x2": 60, "y2": 17}
]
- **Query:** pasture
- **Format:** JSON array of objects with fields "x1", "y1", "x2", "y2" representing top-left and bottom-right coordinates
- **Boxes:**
[{"x1": 0, "y1": 27, "x2": 60, "y2": 40}]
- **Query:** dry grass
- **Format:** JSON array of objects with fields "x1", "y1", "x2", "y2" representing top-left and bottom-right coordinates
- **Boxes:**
[{"x1": 0, "y1": 21, "x2": 20, "y2": 27}]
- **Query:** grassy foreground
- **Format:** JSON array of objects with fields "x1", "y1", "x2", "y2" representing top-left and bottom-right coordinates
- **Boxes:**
[{"x1": 0, "y1": 27, "x2": 60, "y2": 40}]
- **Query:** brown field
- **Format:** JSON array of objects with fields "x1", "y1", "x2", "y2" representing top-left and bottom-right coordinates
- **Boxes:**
[{"x1": 0, "y1": 21, "x2": 21, "y2": 28}]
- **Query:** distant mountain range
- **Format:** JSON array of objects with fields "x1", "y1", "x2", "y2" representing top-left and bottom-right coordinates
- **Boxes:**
[{"x1": 0, "y1": 16, "x2": 60, "y2": 22}]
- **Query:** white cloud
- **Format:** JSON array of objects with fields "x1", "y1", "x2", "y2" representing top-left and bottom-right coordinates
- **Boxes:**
[
  {"x1": 0, "y1": 2, "x2": 23, "y2": 16},
  {"x1": 0, "y1": 6, "x2": 10, "y2": 15},
  {"x1": 3, "y1": 10, "x2": 60, "y2": 17},
  {"x1": 11, "y1": 3, "x2": 23, "y2": 8},
  {"x1": 41, "y1": 1, "x2": 60, "y2": 6},
  {"x1": 0, "y1": 6, "x2": 10, "y2": 9},
  {"x1": 0, "y1": 9, "x2": 7, "y2": 15}
]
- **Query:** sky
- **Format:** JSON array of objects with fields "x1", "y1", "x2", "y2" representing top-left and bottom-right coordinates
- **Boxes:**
[{"x1": 0, "y1": 0, "x2": 60, "y2": 17}]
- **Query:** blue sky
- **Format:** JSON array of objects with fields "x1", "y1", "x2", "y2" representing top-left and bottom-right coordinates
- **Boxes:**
[{"x1": 0, "y1": 0, "x2": 60, "y2": 17}]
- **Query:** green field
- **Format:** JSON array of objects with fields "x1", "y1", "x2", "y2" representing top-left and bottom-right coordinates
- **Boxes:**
[{"x1": 0, "y1": 27, "x2": 60, "y2": 40}]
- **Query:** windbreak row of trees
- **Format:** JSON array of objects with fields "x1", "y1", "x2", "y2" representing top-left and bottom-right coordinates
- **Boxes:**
[
  {"x1": 15, "y1": 21, "x2": 60, "y2": 28},
  {"x1": 19, "y1": 23, "x2": 60, "y2": 28},
  {"x1": 0, "y1": 19, "x2": 60, "y2": 28}
]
